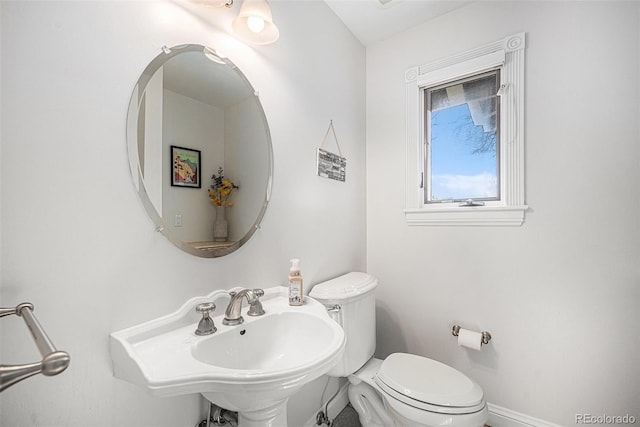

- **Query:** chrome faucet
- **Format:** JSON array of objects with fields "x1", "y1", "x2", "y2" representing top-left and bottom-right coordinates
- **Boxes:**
[{"x1": 223, "y1": 289, "x2": 265, "y2": 326}]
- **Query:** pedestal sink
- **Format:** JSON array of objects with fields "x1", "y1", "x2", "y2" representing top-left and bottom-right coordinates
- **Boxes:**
[{"x1": 110, "y1": 286, "x2": 345, "y2": 427}]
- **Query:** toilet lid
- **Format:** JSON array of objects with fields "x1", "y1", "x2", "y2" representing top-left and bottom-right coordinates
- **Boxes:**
[{"x1": 375, "y1": 353, "x2": 485, "y2": 412}]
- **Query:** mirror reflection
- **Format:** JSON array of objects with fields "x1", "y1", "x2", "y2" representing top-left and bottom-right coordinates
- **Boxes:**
[{"x1": 126, "y1": 44, "x2": 273, "y2": 257}]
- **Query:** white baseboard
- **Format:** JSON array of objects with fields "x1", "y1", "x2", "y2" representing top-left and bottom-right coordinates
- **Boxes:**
[
  {"x1": 488, "y1": 403, "x2": 564, "y2": 427},
  {"x1": 303, "y1": 381, "x2": 351, "y2": 427}
]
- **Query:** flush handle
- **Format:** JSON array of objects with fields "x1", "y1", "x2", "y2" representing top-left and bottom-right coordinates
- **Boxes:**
[{"x1": 326, "y1": 304, "x2": 341, "y2": 313}]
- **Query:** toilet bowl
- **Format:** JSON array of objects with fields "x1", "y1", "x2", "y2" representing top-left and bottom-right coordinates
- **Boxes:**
[{"x1": 309, "y1": 272, "x2": 488, "y2": 427}]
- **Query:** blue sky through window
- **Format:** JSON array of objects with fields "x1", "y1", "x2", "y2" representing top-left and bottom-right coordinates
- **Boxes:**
[{"x1": 430, "y1": 103, "x2": 498, "y2": 201}]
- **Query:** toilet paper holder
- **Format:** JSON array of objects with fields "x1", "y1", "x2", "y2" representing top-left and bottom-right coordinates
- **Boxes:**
[{"x1": 452, "y1": 324, "x2": 492, "y2": 345}]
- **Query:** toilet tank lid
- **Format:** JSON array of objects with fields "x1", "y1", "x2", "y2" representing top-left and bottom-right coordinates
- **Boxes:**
[{"x1": 309, "y1": 272, "x2": 378, "y2": 300}]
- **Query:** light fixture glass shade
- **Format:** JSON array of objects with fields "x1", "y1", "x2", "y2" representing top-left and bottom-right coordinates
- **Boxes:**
[{"x1": 232, "y1": 0, "x2": 279, "y2": 45}]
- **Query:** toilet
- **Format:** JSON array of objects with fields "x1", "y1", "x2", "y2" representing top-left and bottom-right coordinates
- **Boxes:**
[{"x1": 309, "y1": 272, "x2": 488, "y2": 427}]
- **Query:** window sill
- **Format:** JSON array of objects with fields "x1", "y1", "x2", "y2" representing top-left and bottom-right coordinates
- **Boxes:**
[{"x1": 404, "y1": 205, "x2": 528, "y2": 227}]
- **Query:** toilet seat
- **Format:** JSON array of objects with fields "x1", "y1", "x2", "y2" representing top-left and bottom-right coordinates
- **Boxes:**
[{"x1": 375, "y1": 353, "x2": 486, "y2": 415}]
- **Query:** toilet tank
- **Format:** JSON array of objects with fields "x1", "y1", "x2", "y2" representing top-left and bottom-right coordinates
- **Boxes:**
[{"x1": 309, "y1": 272, "x2": 377, "y2": 377}]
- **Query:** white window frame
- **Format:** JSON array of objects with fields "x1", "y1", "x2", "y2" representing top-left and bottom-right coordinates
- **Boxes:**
[{"x1": 404, "y1": 33, "x2": 527, "y2": 226}]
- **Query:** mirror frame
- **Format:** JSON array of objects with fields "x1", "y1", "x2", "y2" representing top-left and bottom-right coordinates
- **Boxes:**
[{"x1": 126, "y1": 44, "x2": 273, "y2": 258}]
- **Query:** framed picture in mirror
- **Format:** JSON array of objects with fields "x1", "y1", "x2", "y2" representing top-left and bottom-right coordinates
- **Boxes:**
[{"x1": 171, "y1": 145, "x2": 201, "y2": 188}]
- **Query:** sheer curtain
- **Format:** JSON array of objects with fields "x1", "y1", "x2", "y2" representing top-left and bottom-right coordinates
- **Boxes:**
[{"x1": 429, "y1": 72, "x2": 498, "y2": 133}]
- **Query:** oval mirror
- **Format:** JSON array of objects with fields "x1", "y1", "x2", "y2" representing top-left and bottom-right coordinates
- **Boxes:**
[{"x1": 126, "y1": 44, "x2": 273, "y2": 257}]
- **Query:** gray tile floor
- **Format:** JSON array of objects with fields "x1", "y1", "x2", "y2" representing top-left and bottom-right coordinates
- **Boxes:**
[{"x1": 331, "y1": 404, "x2": 361, "y2": 427}]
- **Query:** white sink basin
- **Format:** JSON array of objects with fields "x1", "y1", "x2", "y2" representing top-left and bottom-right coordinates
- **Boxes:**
[
  {"x1": 193, "y1": 311, "x2": 338, "y2": 371},
  {"x1": 110, "y1": 286, "x2": 345, "y2": 427}
]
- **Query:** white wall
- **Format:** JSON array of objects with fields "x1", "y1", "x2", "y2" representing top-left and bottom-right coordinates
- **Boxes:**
[
  {"x1": 225, "y1": 96, "x2": 270, "y2": 242},
  {"x1": 0, "y1": 1, "x2": 365, "y2": 426},
  {"x1": 163, "y1": 89, "x2": 224, "y2": 242},
  {"x1": 366, "y1": 2, "x2": 640, "y2": 425}
]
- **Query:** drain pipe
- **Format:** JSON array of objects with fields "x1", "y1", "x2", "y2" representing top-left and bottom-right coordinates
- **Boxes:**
[
  {"x1": 211, "y1": 404, "x2": 238, "y2": 426},
  {"x1": 196, "y1": 403, "x2": 238, "y2": 427}
]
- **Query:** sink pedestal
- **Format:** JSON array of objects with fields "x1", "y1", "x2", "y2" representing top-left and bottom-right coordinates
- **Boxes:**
[
  {"x1": 237, "y1": 400, "x2": 288, "y2": 427},
  {"x1": 202, "y1": 391, "x2": 289, "y2": 427}
]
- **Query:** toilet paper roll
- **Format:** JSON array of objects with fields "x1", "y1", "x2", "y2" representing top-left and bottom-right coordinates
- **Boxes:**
[{"x1": 457, "y1": 328, "x2": 483, "y2": 351}]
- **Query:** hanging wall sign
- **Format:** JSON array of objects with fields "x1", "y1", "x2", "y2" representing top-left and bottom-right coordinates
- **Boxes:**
[{"x1": 317, "y1": 120, "x2": 346, "y2": 182}]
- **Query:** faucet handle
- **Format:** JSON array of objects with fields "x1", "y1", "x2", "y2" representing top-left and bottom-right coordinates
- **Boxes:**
[
  {"x1": 196, "y1": 302, "x2": 216, "y2": 314},
  {"x1": 247, "y1": 289, "x2": 265, "y2": 317},
  {"x1": 195, "y1": 302, "x2": 217, "y2": 336}
]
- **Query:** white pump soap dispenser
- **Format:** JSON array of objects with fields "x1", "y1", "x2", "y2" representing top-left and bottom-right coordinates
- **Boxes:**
[{"x1": 288, "y1": 258, "x2": 304, "y2": 306}]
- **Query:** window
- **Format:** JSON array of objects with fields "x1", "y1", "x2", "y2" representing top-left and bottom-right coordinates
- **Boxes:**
[
  {"x1": 426, "y1": 70, "x2": 500, "y2": 204},
  {"x1": 404, "y1": 33, "x2": 527, "y2": 226}
]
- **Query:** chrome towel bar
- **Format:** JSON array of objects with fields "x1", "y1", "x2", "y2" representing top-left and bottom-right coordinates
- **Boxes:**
[{"x1": 0, "y1": 302, "x2": 70, "y2": 392}]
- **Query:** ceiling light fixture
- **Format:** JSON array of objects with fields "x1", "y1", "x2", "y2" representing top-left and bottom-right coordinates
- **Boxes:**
[{"x1": 231, "y1": 0, "x2": 279, "y2": 45}]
